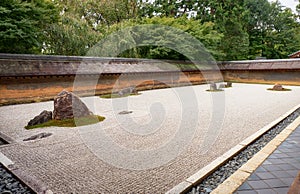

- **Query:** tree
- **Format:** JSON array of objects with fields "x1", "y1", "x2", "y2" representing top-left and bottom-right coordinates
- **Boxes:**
[
  {"x1": 0, "y1": 0, "x2": 59, "y2": 54},
  {"x1": 45, "y1": 14, "x2": 101, "y2": 56},
  {"x1": 95, "y1": 17, "x2": 223, "y2": 60},
  {"x1": 263, "y1": 3, "x2": 300, "y2": 58}
]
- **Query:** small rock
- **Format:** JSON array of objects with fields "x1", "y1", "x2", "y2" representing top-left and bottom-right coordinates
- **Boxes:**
[
  {"x1": 204, "y1": 188, "x2": 212, "y2": 193},
  {"x1": 27, "y1": 110, "x2": 52, "y2": 127},
  {"x1": 226, "y1": 82, "x2": 232, "y2": 87},
  {"x1": 218, "y1": 84, "x2": 226, "y2": 89},
  {"x1": 23, "y1": 132, "x2": 52, "y2": 141},
  {"x1": 273, "y1": 83, "x2": 283, "y2": 91},
  {"x1": 209, "y1": 83, "x2": 217, "y2": 91},
  {"x1": 118, "y1": 111, "x2": 133, "y2": 115},
  {"x1": 1, "y1": 191, "x2": 13, "y2": 194}
]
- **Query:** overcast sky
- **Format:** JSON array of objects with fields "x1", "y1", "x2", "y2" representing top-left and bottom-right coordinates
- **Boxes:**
[{"x1": 277, "y1": 0, "x2": 298, "y2": 12}]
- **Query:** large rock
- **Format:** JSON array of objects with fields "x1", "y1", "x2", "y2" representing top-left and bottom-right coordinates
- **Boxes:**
[
  {"x1": 27, "y1": 110, "x2": 52, "y2": 126},
  {"x1": 273, "y1": 83, "x2": 283, "y2": 91},
  {"x1": 53, "y1": 90, "x2": 92, "y2": 120}
]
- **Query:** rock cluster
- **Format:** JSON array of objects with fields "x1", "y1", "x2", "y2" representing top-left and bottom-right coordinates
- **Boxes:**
[
  {"x1": 118, "y1": 86, "x2": 138, "y2": 96},
  {"x1": 27, "y1": 90, "x2": 93, "y2": 127}
]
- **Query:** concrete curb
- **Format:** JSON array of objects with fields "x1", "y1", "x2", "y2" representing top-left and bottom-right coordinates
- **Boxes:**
[
  {"x1": 166, "y1": 103, "x2": 300, "y2": 194},
  {"x1": 0, "y1": 150, "x2": 53, "y2": 194}
]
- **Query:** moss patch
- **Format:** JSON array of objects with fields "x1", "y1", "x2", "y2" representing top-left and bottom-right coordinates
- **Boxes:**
[
  {"x1": 25, "y1": 115, "x2": 105, "y2": 129},
  {"x1": 267, "y1": 88, "x2": 291, "y2": 91},
  {"x1": 206, "y1": 89, "x2": 224, "y2": 92},
  {"x1": 100, "y1": 93, "x2": 140, "y2": 99}
]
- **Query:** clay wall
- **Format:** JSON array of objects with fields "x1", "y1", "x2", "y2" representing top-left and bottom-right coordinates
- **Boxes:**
[{"x1": 1, "y1": 54, "x2": 300, "y2": 105}]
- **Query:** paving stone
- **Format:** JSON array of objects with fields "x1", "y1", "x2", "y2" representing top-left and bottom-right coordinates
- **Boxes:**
[
  {"x1": 237, "y1": 182, "x2": 252, "y2": 191},
  {"x1": 256, "y1": 189, "x2": 276, "y2": 194},
  {"x1": 272, "y1": 187, "x2": 289, "y2": 193},
  {"x1": 236, "y1": 190, "x2": 257, "y2": 194},
  {"x1": 280, "y1": 177, "x2": 295, "y2": 186},
  {"x1": 255, "y1": 167, "x2": 267, "y2": 173},
  {"x1": 262, "y1": 164, "x2": 282, "y2": 172},
  {"x1": 248, "y1": 174, "x2": 260, "y2": 181},
  {"x1": 271, "y1": 171, "x2": 293, "y2": 178},
  {"x1": 286, "y1": 170, "x2": 299, "y2": 177},
  {"x1": 264, "y1": 179, "x2": 288, "y2": 188},
  {"x1": 278, "y1": 163, "x2": 297, "y2": 171},
  {"x1": 255, "y1": 172, "x2": 276, "y2": 180},
  {"x1": 247, "y1": 181, "x2": 269, "y2": 189},
  {"x1": 267, "y1": 159, "x2": 286, "y2": 165}
]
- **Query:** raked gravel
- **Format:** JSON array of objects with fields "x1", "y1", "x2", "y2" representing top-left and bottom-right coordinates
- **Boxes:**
[{"x1": 0, "y1": 83, "x2": 300, "y2": 193}]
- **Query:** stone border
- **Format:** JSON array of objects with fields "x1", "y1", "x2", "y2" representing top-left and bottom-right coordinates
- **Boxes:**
[
  {"x1": 0, "y1": 146, "x2": 53, "y2": 194},
  {"x1": 0, "y1": 131, "x2": 16, "y2": 144},
  {"x1": 211, "y1": 111, "x2": 300, "y2": 193},
  {"x1": 166, "y1": 103, "x2": 300, "y2": 194},
  {"x1": 0, "y1": 150, "x2": 53, "y2": 193}
]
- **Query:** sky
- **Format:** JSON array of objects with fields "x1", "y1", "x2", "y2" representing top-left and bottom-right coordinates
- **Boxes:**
[{"x1": 277, "y1": 0, "x2": 298, "y2": 12}]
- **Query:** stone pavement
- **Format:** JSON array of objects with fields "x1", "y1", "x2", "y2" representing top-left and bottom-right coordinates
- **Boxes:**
[{"x1": 235, "y1": 125, "x2": 300, "y2": 194}]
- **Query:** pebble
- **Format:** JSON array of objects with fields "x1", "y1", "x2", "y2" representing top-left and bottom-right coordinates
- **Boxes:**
[
  {"x1": 0, "y1": 164, "x2": 33, "y2": 193},
  {"x1": 187, "y1": 108, "x2": 300, "y2": 194}
]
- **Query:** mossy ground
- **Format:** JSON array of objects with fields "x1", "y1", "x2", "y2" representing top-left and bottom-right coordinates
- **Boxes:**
[
  {"x1": 25, "y1": 115, "x2": 105, "y2": 129},
  {"x1": 206, "y1": 89, "x2": 224, "y2": 92},
  {"x1": 100, "y1": 93, "x2": 140, "y2": 99},
  {"x1": 267, "y1": 88, "x2": 291, "y2": 91}
]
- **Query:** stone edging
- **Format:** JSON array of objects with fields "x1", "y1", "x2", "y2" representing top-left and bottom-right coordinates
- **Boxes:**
[
  {"x1": 211, "y1": 110, "x2": 300, "y2": 193},
  {"x1": 166, "y1": 103, "x2": 300, "y2": 194},
  {"x1": 0, "y1": 149, "x2": 53, "y2": 194}
]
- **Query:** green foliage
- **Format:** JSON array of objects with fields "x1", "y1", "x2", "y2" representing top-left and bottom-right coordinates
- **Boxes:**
[
  {"x1": 0, "y1": 0, "x2": 59, "y2": 54},
  {"x1": 2, "y1": 0, "x2": 300, "y2": 60},
  {"x1": 45, "y1": 15, "x2": 101, "y2": 56},
  {"x1": 96, "y1": 17, "x2": 223, "y2": 60},
  {"x1": 25, "y1": 115, "x2": 105, "y2": 129},
  {"x1": 245, "y1": 0, "x2": 300, "y2": 59}
]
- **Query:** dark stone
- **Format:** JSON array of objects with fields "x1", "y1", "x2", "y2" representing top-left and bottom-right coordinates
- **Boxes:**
[
  {"x1": 226, "y1": 82, "x2": 232, "y2": 87},
  {"x1": 27, "y1": 110, "x2": 52, "y2": 127},
  {"x1": 118, "y1": 86, "x2": 138, "y2": 96},
  {"x1": 118, "y1": 111, "x2": 133, "y2": 115},
  {"x1": 209, "y1": 83, "x2": 217, "y2": 91},
  {"x1": 53, "y1": 90, "x2": 92, "y2": 120},
  {"x1": 23, "y1": 132, "x2": 52, "y2": 141},
  {"x1": 273, "y1": 83, "x2": 283, "y2": 91}
]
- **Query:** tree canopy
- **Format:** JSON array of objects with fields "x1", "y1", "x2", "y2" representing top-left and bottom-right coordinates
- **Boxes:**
[
  {"x1": 1, "y1": 0, "x2": 300, "y2": 60},
  {"x1": 0, "y1": 0, "x2": 59, "y2": 53}
]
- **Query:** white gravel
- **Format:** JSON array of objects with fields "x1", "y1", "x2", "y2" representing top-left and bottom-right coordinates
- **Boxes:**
[{"x1": 0, "y1": 83, "x2": 300, "y2": 193}]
